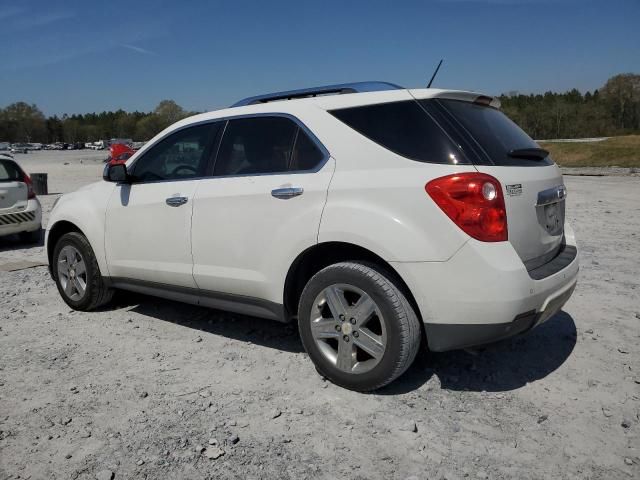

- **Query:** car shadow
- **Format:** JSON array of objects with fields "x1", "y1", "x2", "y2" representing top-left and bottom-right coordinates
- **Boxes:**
[
  {"x1": 118, "y1": 184, "x2": 131, "y2": 206},
  {"x1": 0, "y1": 230, "x2": 44, "y2": 251},
  {"x1": 111, "y1": 291, "x2": 305, "y2": 353},
  {"x1": 108, "y1": 292, "x2": 577, "y2": 393},
  {"x1": 379, "y1": 311, "x2": 577, "y2": 395}
]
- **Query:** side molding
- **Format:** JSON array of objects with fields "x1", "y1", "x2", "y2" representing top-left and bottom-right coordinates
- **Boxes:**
[{"x1": 109, "y1": 277, "x2": 287, "y2": 322}]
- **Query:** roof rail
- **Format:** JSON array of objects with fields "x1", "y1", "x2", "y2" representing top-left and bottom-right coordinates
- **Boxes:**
[{"x1": 231, "y1": 81, "x2": 403, "y2": 107}]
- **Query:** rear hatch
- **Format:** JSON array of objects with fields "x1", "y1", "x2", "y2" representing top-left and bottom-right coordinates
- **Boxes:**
[
  {"x1": 0, "y1": 158, "x2": 29, "y2": 212},
  {"x1": 418, "y1": 97, "x2": 566, "y2": 269},
  {"x1": 326, "y1": 91, "x2": 566, "y2": 269}
]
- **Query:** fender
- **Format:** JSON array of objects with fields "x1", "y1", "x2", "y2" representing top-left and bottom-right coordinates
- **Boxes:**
[
  {"x1": 46, "y1": 181, "x2": 116, "y2": 277},
  {"x1": 318, "y1": 167, "x2": 471, "y2": 262}
]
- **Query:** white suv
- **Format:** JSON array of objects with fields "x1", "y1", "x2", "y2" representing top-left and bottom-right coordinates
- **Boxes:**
[{"x1": 46, "y1": 82, "x2": 579, "y2": 391}]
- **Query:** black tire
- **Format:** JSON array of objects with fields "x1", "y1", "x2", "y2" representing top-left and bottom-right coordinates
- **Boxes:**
[
  {"x1": 19, "y1": 226, "x2": 42, "y2": 244},
  {"x1": 298, "y1": 262, "x2": 421, "y2": 392},
  {"x1": 52, "y1": 232, "x2": 114, "y2": 311}
]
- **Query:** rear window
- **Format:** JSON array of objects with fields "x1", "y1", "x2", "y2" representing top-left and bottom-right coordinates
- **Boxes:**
[
  {"x1": 433, "y1": 99, "x2": 554, "y2": 167},
  {"x1": 330, "y1": 101, "x2": 469, "y2": 165},
  {"x1": 0, "y1": 160, "x2": 24, "y2": 182}
]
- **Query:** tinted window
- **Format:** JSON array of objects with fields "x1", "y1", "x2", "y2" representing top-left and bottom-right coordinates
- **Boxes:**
[
  {"x1": 214, "y1": 117, "x2": 297, "y2": 176},
  {"x1": 330, "y1": 101, "x2": 468, "y2": 165},
  {"x1": 290, "y1": 130, "x2": 324, "y2": 171},
  {"x1": 0, "y1": 160, "x2": 23, "y2": 182},
  {"x1": 435, "y1": 99, "x2": 553, "y2": 166},
  {"x1": 131, "y1": 123, "x2": 219, "y2": 182},
  {"x1": 116, "y1": 152, "x2": 134, "y2": 161}
]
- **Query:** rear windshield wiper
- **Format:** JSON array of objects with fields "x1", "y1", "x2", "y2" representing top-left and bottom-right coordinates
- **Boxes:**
[{"x1": 508, "y1": 147, "x2": 549, "y2": 160}]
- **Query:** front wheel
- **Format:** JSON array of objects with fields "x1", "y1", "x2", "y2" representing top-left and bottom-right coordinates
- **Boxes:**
[
  {"x1": 53, "y1": 232, "x2": 114, "y2": 311},
  {"x1": 298, "y1": 262, "x2": 421, "y2": 392}
]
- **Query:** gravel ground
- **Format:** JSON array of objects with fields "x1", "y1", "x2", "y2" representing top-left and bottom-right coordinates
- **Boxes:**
[{"x1": 1, "y1": 151, "x2": 639, "y2": 480}]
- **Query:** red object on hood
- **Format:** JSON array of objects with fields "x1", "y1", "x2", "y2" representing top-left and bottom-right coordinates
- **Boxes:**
[{"x1": 108, "y1": 143, "x2": 135, "y2": 165}]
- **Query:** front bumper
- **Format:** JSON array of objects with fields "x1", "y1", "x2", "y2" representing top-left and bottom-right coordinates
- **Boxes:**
[
  {"x1": 392, "y1": 224, "x2": 579, "y2": 352},
  {"x1": 0, "y1": 198, "x2": 42, "y2": 237}
]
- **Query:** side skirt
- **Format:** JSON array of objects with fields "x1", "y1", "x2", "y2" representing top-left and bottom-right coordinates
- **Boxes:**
[{"x1": 108, "y1": 277, "x2": 287, "y2": 322}]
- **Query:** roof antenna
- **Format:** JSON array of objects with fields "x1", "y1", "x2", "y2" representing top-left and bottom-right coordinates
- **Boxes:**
[{"x1": 426, "y1": 59, "x2": 444, "y2": 88}]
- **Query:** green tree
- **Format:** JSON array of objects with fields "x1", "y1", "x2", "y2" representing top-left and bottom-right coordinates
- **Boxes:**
[
  {"x1": 154, "y1": 99, "x2": 188, "y2": 129},
  {"x1": 600, "y1": 73, "x2": 640, "y2": 131},
  {"x1": 0, "y1": 102, "x2": 46, "y2": 142},
  {"x1": 135, "y1": 114, "x2": 164, "y2": 140}
]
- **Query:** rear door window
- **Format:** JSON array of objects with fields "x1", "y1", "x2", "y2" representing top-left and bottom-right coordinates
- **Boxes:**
[
  {"x1": 329, "y1": 101, "x2": 469, "y2": 165},
  {"x1": 432, "y1": 99, "x2": 553, "y2": 166},
  {"x1": 213, "y1": 117, "x2": 297, "y2": 176}
]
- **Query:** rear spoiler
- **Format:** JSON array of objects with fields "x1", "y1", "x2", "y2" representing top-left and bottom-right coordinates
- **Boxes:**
[{"x1": 409, "y1": 89, "x2": 501, "y2": 109}]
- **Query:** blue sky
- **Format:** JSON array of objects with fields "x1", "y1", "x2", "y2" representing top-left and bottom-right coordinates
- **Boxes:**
[{"x1": 1, "y1": 0, "x2": 638, "y2": 115}]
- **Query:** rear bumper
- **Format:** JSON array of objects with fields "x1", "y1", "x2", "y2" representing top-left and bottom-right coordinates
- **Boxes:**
[
  {"x1": 392, "y1": 224, "x2": 579, "y2": 352},
  {"x1": 424, "y1": 280, "x2": 576, "y2": 351},
  {"x1": 0, "y1": 198, "x2": 42, "y2": 237}
]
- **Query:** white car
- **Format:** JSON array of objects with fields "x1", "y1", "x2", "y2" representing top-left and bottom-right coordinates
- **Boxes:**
[
  {"x1": 46, "y1": 82, "x2": 579, "y2": 391},
  {"x1": 0, "y1": 154, "x2": 42, "y2": 242}
]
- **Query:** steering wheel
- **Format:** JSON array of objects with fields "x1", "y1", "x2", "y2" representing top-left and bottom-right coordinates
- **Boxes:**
[{"x1": 170, "y1": 164, "x2": 198, "y2": 176}]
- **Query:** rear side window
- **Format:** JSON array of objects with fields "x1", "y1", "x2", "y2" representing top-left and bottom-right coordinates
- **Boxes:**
[
  {"x1": 214, "y1": 117, "x2": 297, "y2": 176},
  {"x1": 0, "y1": 160, "x2": 24, "y2": 182},
  {"x1": 330, "y1": 101, "x2": 468, "y2": 165},
  {"x1": 290, "y1": 130, "x2": 325, "y2": 171},
  {"x1": 434, "y1": 99, "x2": 553, "y2": 166}
]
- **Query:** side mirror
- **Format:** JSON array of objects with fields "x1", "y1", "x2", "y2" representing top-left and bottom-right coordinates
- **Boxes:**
[{"x1": 103, "y1": 163, "x2": 130, "y2": 183}]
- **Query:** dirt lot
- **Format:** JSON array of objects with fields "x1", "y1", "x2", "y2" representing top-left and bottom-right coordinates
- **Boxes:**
[{"x1": 1, "y1": 151, "x2": 639, "y2": 480}]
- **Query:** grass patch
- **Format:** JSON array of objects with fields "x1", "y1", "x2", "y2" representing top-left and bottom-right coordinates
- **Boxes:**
[{"x1": 539, "y1": 135, "x2": 640, "y2": 168}]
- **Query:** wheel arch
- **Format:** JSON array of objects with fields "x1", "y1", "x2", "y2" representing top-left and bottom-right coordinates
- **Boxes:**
[
  {"x1": 283, "y1": 241, "x2": 422, "y2": 324},
  {"x1": 46, "y1": 220, "x2": 86, "y2": 278}
]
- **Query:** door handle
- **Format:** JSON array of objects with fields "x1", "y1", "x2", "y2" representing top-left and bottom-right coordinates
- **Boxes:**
[
  {"x1": 166, "y1": 196, "x2": 188, "y2": 207},
  {"x1": 271, "y1": 187, "x2": 304, "y2": 199}
]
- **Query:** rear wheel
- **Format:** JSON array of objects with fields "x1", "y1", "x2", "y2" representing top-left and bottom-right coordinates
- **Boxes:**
[
  {"x1": 53, "y1": 232, "x2": 113, "y2": 311},
  {"x1": 298, "y1": 262, "x2": 421, "y2": 391}
]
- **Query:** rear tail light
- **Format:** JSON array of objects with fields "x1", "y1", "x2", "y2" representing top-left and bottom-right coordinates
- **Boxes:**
[
  {"x1": 425, "y1": 172, "x2": 507, "y2": 242},
  {"x1": 23, "y1": 174, "x2": 36, "y2": 199}
]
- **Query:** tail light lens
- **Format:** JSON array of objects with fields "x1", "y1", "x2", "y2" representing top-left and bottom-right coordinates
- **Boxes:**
[
  {"x1": 426, "y1": 172, "x2": 507, "y2": 242},
  {"x1": 23, "y1": 174, "x2": 36, "y2": 199}
]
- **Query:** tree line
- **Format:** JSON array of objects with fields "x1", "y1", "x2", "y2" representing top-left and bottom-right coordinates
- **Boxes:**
[
  {"x1": 1, "y1": 73, "x2": 639, "y2": 144},
  {"x1": 499, "y1": 73, "x2": 639, "y2": 139},
  {"x1": 0, "y1": 100, "x2": 195, "y2": 144}
]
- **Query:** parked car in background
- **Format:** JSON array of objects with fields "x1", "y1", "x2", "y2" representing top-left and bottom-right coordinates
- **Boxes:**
[
  {"x1": 46, "y1": 81, "x2": 578, "y2": 391},
  {"x1": 0, "y1": 153, "x2": 42, "y2": 242},
  {"x1": 109, "y1": 138, "x2": 133, "y2": 147},
  {"x1": 10, "y1": 144, "x2": 29, "y2": 154},
  {"x1": 106, "y1": 143, "x2": 135, "y2": 165},
  {"x1": 0, "y1": 142, "x2": 11, "y2": 151},
  {"x1": 89, "y1": 141, "x2": 107, "y2": 150}
]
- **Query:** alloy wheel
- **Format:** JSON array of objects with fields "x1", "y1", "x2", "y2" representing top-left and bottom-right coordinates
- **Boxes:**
[
  {"x1": 57, "y1": 245, "x2": 87, "y2": 301},
  {"x1": 310, "y1": 283, "x2": 387, "y2": 374}
]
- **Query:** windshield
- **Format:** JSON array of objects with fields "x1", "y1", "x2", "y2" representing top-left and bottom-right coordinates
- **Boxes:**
[
  {"x1": 0, "y1": 159, "x2": 24, "y2": 182},
  {"x1": 432, "y1": 99, "x2": 554, "y2": 167}
]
